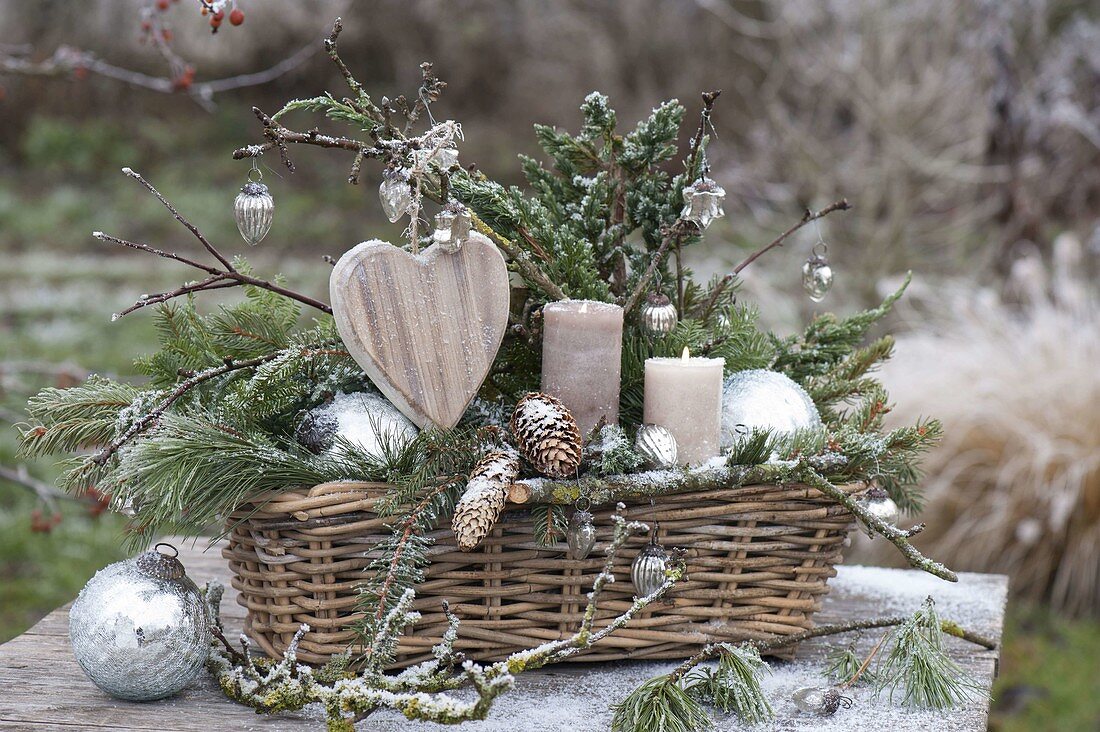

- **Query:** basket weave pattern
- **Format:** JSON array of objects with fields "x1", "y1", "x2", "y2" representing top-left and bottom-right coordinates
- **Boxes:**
[{"x1": 223, "y1": 480, "x2": 860, "y2": 667}]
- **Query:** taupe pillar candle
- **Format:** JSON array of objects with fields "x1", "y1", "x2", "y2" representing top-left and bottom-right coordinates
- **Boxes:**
[
  {"x1": 643, "y1": 348, "x2": 724, "y2": 465},
  {"x1": 541, "y1": 300, "x2": 624, "y2": 438}
]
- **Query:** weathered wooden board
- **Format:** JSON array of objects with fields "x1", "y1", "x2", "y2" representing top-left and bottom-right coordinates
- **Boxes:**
[
  {"x1": 0, "y1": 538, "x2": 1007, "y2": 731},
  {"x1": 330, "y1": 233, "x2": 510, "y2": 430}
]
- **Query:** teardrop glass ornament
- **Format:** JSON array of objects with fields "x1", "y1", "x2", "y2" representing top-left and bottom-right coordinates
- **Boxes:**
[
  {"x1": 234, "y1": 180, "x2": 274, "y2": 246},
  {"x1": 379, "y1": 168, "x2": 414, "y2": 223},
  {"x1": 801, "y1": 246, "x2": 834, "y2": 302},
  {"x1": 567, "y1": 509, "x2": 597, "y2": 560}
]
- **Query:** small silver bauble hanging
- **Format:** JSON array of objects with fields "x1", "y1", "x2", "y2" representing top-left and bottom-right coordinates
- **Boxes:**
[
  {"x1": 720, "y1": 369, "x2": 822, "y2": 451},
  {"x1": 639, "y1": 293, "x2": 678, "y2": 335},
  {"x1": 379, "y1": 167, "x2": 415, "y2": 223},
  {"x1": 802, "y1": 242, "x2": 834, "y2": 303},
  {"x1": 635, "y1": 424, "x2": 678, "y2": 469},
  {"x1": 432, "y1": 201, "x2": 472, "y2": 254},
  {"x1": 792, "y1": 686, "x2": 851, "y2": 716},
  {"x1": 854, "y1": 486, "x2": 900, "y2": 538},
  {"x1": 69, "y1": 543, "x2": 211, "y2": 701},
  {"x1": 414, "y1": 144, "x2": 459, "y2": 170},
  {"x1": 233, "y1": 169, "x2": 274, "y2": 246},
  {"x1": 631, "y1": 530, "x2": 670, "y2": 597},
  {"x1": 680, "y1": 176, "x2": 726, "y2": 230},
  {"x1": 567, "y1": 504, "x2": 597, "y2": 560}
]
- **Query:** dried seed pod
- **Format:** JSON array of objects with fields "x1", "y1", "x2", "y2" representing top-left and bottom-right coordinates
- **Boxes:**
[{"x1": 510, "y1": 392, "x2": 582, "y2": 479}]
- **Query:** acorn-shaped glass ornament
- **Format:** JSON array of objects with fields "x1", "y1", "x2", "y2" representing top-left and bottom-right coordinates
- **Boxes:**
[
  {"x1": 640, "y1": 293, "x2": 678, "y2": 335},
  {"x1": 635, "y1": 424, "x2": 678, "y2": 470},
  {"x1": 792, "y1": 686, "x2": 851, "y2": 716},
  {"x1": 631, "y1": 528, "x2": 671, "y2": 597},
  {"x1": 854, "y1": 486, "x2": 900, "y2": 538},
  {"x1": 379, "y1": 167, "x2": 415, "y2": 223},
  {"x1": 234, "y1": 168, "x2": 274, "y2": 246},
  {"x1": 680, "y1": 176, "x2": 726, "y2": 229},
  {"x1": 802, "y1": 242, "x2": 833, "y2": 302},
  {"x1": 69, "y1": 543, "x2": 211, "y2": 701},
  {"x1": 432, "y1": 201, "x2": 472, "y2": 254},
  {"x1": 567, "y1": 503, "x2": 597, "y2": 560}
]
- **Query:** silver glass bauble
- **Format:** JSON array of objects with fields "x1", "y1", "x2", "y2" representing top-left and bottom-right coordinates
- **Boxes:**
[
  {"x1": 379, "y1": 168, "x2": 415, "y2": 223},
  {"x1": 567, "y1": 509, "x2": 597, "y2": 560},
  {"x1": 793, "y1": 686, "x2": 849, "y2": 716},
  {"x1": 635, "y1": 424, "x2": 678, "y2": 470},
  {"x1": 680, "y1": 176, "x2": 726, "y2": 229},
  {"x1": 639, "y1": 293, "x2": 678, "y2": 335},
  {"x1": 414, "y1": 144, "x2": 459, "y2": 170},
  {"x1": 432, "y1": 201, "x2": 472, "y2": 254},
  {"x1": 802, "y1": 245, "x2": 833, "y2": 303},
  {"x1": 233, "y1": 180, "x2": 274, "y2": 246},
  {"x1": 295, "y1": 391, "x2": 419, "y2": 460},
  {"x1": 631, "y1": 537, "x2": 670, "y2": 597},
  {"x1": 720, "y1": 369, "x2": 822, "y2": 451},
  {"x1": 854, "y1": 486, "x2": 900, "y2": 537},
  {"x1": 69, "y1": 544, "x2": 211, "y2": 701}
]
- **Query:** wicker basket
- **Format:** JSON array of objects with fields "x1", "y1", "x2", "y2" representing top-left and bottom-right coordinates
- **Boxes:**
[{"x1": 223, "y1": 480, "x2": 861, "y2": 667}]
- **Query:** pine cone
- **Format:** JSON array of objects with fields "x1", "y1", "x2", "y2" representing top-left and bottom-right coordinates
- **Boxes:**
[
  {"x1": 510, "y1": 393, "x2": 583, "y2": 479},
  {"x1": 452, "y1": 449, "x2": 521, "y2": 552}
]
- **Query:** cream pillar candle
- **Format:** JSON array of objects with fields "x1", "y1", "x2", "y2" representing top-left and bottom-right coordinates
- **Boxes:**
[
  {"x1": 541, "y1": 299, "x2": 624, "y2": 438},
  {"x1": 643, "y1": 348, "x2": 724, "y2": 465}
]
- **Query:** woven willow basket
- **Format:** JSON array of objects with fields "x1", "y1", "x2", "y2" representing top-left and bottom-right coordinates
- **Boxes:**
[{"x1": 223, "y1": 480, "x2": 861, "y2": 667}]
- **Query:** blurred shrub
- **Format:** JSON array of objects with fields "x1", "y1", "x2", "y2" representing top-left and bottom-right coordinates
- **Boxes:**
[
  {"x1": 868, "y1": 234, "x2": 1100, "y2": 616},
  {"x1": 21, "y1": 116, "x2": 138, "y2": 176}
]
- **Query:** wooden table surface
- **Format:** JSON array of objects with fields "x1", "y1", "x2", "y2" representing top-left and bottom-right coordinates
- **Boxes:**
[{"x1": 0, "y1": 539, "x2": 1007, "y2": 731}]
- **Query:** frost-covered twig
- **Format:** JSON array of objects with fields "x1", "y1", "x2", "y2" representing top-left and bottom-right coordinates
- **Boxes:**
[
  {"x1": 94, "y1": 168, "x2": 333, "y2": 316},
  {"x1": 516, "y1": 459, "x2": 958, "y2": 582},
  {"x1": 208, "y1": 505, "x2": 684, "y2": 729}
]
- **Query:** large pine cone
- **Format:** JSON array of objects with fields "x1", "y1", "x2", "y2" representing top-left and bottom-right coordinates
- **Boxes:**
[
  {"x1": 452, "y1": 449, "x2": 521, "y2": 552},
  {"x1": 510, "y1": 393, "x2": 583, "y2": 479}
]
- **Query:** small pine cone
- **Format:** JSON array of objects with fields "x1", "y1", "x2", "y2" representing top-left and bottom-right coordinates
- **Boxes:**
[
  {"x1": 510, "y1": 393, "x2": 583, "y2": 479},
  {"x1": 452, "y1": 449, "x2": 521, "y2": 552}
]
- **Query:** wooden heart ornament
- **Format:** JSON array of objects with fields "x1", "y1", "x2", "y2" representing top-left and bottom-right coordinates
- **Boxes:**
[{"x1": 330, "y1": 232, "x2": 510, "y2": 430}]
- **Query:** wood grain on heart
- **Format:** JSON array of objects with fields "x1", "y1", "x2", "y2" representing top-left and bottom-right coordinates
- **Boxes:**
[{"x1": 330, "y1": 231, "x2": 509, "y2": 430}]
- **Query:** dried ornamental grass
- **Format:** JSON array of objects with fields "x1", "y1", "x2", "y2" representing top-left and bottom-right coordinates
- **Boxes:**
[{"x1": 870, "y1": 241, "x2": 1100, "y2": 615}]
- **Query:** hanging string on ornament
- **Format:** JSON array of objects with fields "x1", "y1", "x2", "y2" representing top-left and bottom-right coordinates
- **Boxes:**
[
  {"x1": 802, "y1": 220, "x2": 834, "y2": 302},
  {"x1": 566, "y1": 495, "x2": 597, "y2": 560},
  {"x1": 233, "y1": 163, "x2": 274, "y2": 246},
  {"x1": 631, "y1": 523, "x2": 671, "y2": 597}
]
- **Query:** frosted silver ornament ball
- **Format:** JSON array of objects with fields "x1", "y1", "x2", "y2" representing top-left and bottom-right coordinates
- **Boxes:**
[
  {"x1": 635, "y1": 423, "x2": 678, "y2": 470},
  {"x1": 720, "y1": 369, "x2": 822, "y2": 451},
  {"x1": 69, "y1": 543, "x2": 211, "y2": 701},
  {"x1": 295, "y1": 391, "x2": 419, "y2": 460},
  {"x1": 234, "y1": 178, "x2": 274, "y2": 246}
]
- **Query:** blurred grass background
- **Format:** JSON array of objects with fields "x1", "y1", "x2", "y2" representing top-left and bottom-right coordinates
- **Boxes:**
[{"x1": 3, "y1": 1, "x2": 1100, "y2": 729}]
